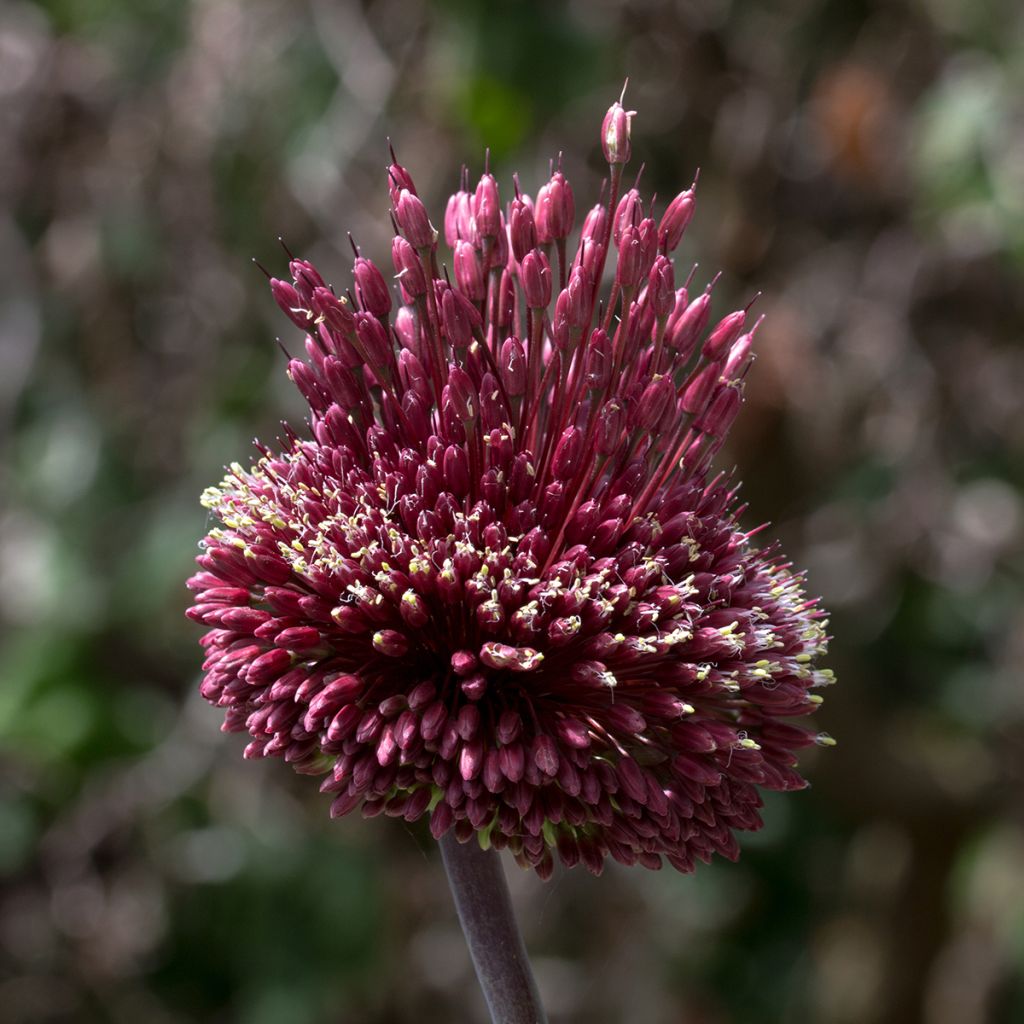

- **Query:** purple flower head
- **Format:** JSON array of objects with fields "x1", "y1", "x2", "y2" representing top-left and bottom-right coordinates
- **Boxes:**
[{"x1": 188, "y1": 98, "x2": 835, "y2": 879}]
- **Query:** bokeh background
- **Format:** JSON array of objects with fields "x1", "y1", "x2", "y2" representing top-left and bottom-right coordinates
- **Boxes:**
[{"x1": 2, "y1": 0, "x2": 1023, "y2": 1021}]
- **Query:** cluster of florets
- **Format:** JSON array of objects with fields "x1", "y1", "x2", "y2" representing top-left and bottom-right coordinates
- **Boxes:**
[{"x1": 187, "y1": 99, "x2": 834, "y2": 878}]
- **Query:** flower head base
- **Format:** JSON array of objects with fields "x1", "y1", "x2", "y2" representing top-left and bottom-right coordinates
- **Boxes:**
[{"x1": 188, "y1": 99, "x2": 835, "y2": 878}]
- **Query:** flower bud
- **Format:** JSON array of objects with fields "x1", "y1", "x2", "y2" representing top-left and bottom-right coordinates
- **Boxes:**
[
  {"x1": 353, "y1": 257, "x2": 392, "y2": 318},
  {"x1": 499, "y1": 336, "x2": 527, "y2": 395},
  {"x1": 695, "y1": 382, "x2": 742, "y2": 437},
  {"x1": 454, "y1": 240, "x2": 485, "y2": 302},
  {"x1": 551, "y1": 427, "x2": 584, "y2": 480},
  {"x1": 519, "y1": 250, "x2": 552, "y2": 309},
  {"x1": 444, "y1": 190, "x2": 470, "y2": 248},
  {"x1": 387, "y1": 158, "x2": 417, "y2": 205},
  {"x1": 508, "y1": 195, "x2": 537, "y2": 263},
  {"x1": 473, "y1": 172, "x2": 501, "y2": 240},
  {"x1": 446, "y1": 364, "x2": 477, "y2": 423},
  {"x1": 391, "y1": 236, "x2": 427, "y2": 298},
  {"x1": 658, "y1": 184, "x2": 696, "y2": 252},
  {"x1": 536, "y1": 171, "x2": 575, "y2": 243},
  {"x1": 353, "y1": 311, "x2": 393, "y2": 369},
  {"x1": 583, "y1": 328, "x2": 613, "y2": 390},
  {"x1": 270, "y1": 279, "x2": 309, "y2": 329},
  {"x1": 581, "y1": 203, "x2": 608, "y2": 244},
  {"x1": 648, "y1": 256, "x2": 675, "y2": 318},
  {"x1": 613, "y1": 188, "x2": 643, "y2": 247},
  {"x1": 667, "y1": 288, "x2": 712, "y2": 358},
  {"x1": 602, "y1": 100, "x2": 632, "y2": 165},
  {"x1": 395, "y1": 189, "x2": 435, "y2": 249},
  {"x1": 702, "y1": 309, "x2": 746, "y2": 361}
]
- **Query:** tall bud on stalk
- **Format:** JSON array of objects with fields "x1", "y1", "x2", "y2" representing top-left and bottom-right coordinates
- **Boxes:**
[{"x1": 191, "y1": 94, "x2": 835, "y2": 882}]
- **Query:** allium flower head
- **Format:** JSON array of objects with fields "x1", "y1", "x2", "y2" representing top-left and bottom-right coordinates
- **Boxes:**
[{"x1": 188, "y1": 100, "x2": 835, "y2": 879}]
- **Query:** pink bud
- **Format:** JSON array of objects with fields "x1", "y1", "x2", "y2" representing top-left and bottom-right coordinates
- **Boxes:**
[
  {"x1": 681, "y1": 360, "x2": 721, "y2": 415},
  {"x1": 702, "y1": 310, "x2": 746, "y2": 360},
  {"x1": 441, "y1": 287, "x2": 472, "y2": 350},
  {"x1": 659, "y1": 185, "x2": 697, "y2": 252},
  {"x1": 616, "y1": 224, "x2": 644, "y2": 288},
  {"x1": 353, "y1": 257, "x2": 392, "y2": 318},
  {"x1": 648, "y1": 255, "x2": 675, "y2": 318},
  {"x1": 353, "y1": 312, "x2": 393, "y2": 369},
  {"x1": 581, "y1": 203, "x2": 608, "y2": 244},
  {"x1": 508, "y1": 195, "x2": 537, "y2": 262},
  {"x1": 453, "y1": 240, "x2": 485, "y2": 302},
  {"x1": 613, "y1": 188, "x2": 643, "y2": 246},
  {"x1": 519, "y1": 250, "x2": 552, "y2": 309},
  {"x1": 695, "y1": 382, "x2": 742, "y2": 438},
  {"x1": 270, "y1": 279, "x2": 309, "y2": 329},
  {"x1": 583, "y1": 329, "x2": 613, "y2": 390},
  {"x1": 387, "y1": 159, "x2": 417, "y2": 205},
  {"x1": 473, "y1": 172, "x2": 501, "y2": 239},
  {"x1": 633, "y1": 375, "x2": 675, "y2": 431},
  {"x1": 667, "y1": 288, "x2": 712, "y2": 358},
  {"x1": 536, "y1": 171, "x2": 575, "y2": 243},
  {"x1": 602, "y1": 100, "x2": 632, "y2": 165},
  {"x1": 395, "y1": 189, "x2": 435, "y2": 249},
  {"x1": 391, "y1": 237, "x2": 427, "y2": 297}
]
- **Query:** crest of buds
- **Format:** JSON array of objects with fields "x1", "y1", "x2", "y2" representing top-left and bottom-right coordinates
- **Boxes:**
[{"x1": 190, "y1": 93, "x2": 835, "y2": 881}]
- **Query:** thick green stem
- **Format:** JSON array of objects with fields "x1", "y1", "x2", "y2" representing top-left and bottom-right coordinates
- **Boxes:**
[{"x1": 439, "y1": 833, "x2": 548, "y2": 1024}]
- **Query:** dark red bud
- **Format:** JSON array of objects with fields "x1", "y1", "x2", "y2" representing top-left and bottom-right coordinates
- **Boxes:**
[
  {"x1": 500, "y1": 336, "x2": 527, "y2": 395},
  {"x1": 446, "y1": 365, "x2": 477, "y2": 422},
  {"x1": 551, "y1": 427, "x2": 584, "y2": 481},
  {"x1": 584, "y1": 329, "x2": 613, "y2": 390}
]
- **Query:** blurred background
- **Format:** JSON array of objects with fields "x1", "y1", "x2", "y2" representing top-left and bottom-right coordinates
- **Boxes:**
[{"x1": 1, "y1": 0, "x2": 1022, "y2": 1021}]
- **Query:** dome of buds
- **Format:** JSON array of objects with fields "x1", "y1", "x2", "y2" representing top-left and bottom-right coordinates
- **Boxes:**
[{"x1": 187, "y1": 99, "x2": 835, "y2": 879}]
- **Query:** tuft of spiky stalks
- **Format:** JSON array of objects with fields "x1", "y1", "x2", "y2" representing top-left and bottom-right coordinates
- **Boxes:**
[{"x1": 187, "y1": 97, "x2": 835, "y2": 879}]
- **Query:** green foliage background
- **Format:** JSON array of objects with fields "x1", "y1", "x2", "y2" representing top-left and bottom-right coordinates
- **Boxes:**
[{"x1": 1, "y1": 0, "x2": 1022, "y2": 1021}]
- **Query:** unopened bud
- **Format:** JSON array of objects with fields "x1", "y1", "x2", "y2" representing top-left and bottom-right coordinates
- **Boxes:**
[
  {"x1": 520, "y1": 250, "x2": 552, "y2": 309},
  {"x1": 395, "y1": 189, "x2": 435, "y2": 249},
  {"x1": 473, "y1": 173, "x2": 501, "y2": 239},
  {"x1": 659, "y1": 184, "x2": 697, "y2": 252},
  {"x1": 353, "y1": 257, "x2": 392, "y2": 318},
  {"x1": 602, "y1": 100, "x2": 632, "y2": 165},
  {"x1": 453, "y1": 240, "x2": 485, "y2": 302}
]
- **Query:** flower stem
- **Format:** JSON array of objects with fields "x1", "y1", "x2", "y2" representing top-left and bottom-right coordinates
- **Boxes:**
[{"x1": 439, "y1": 833, "x2": 548, "y2": 1024}]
